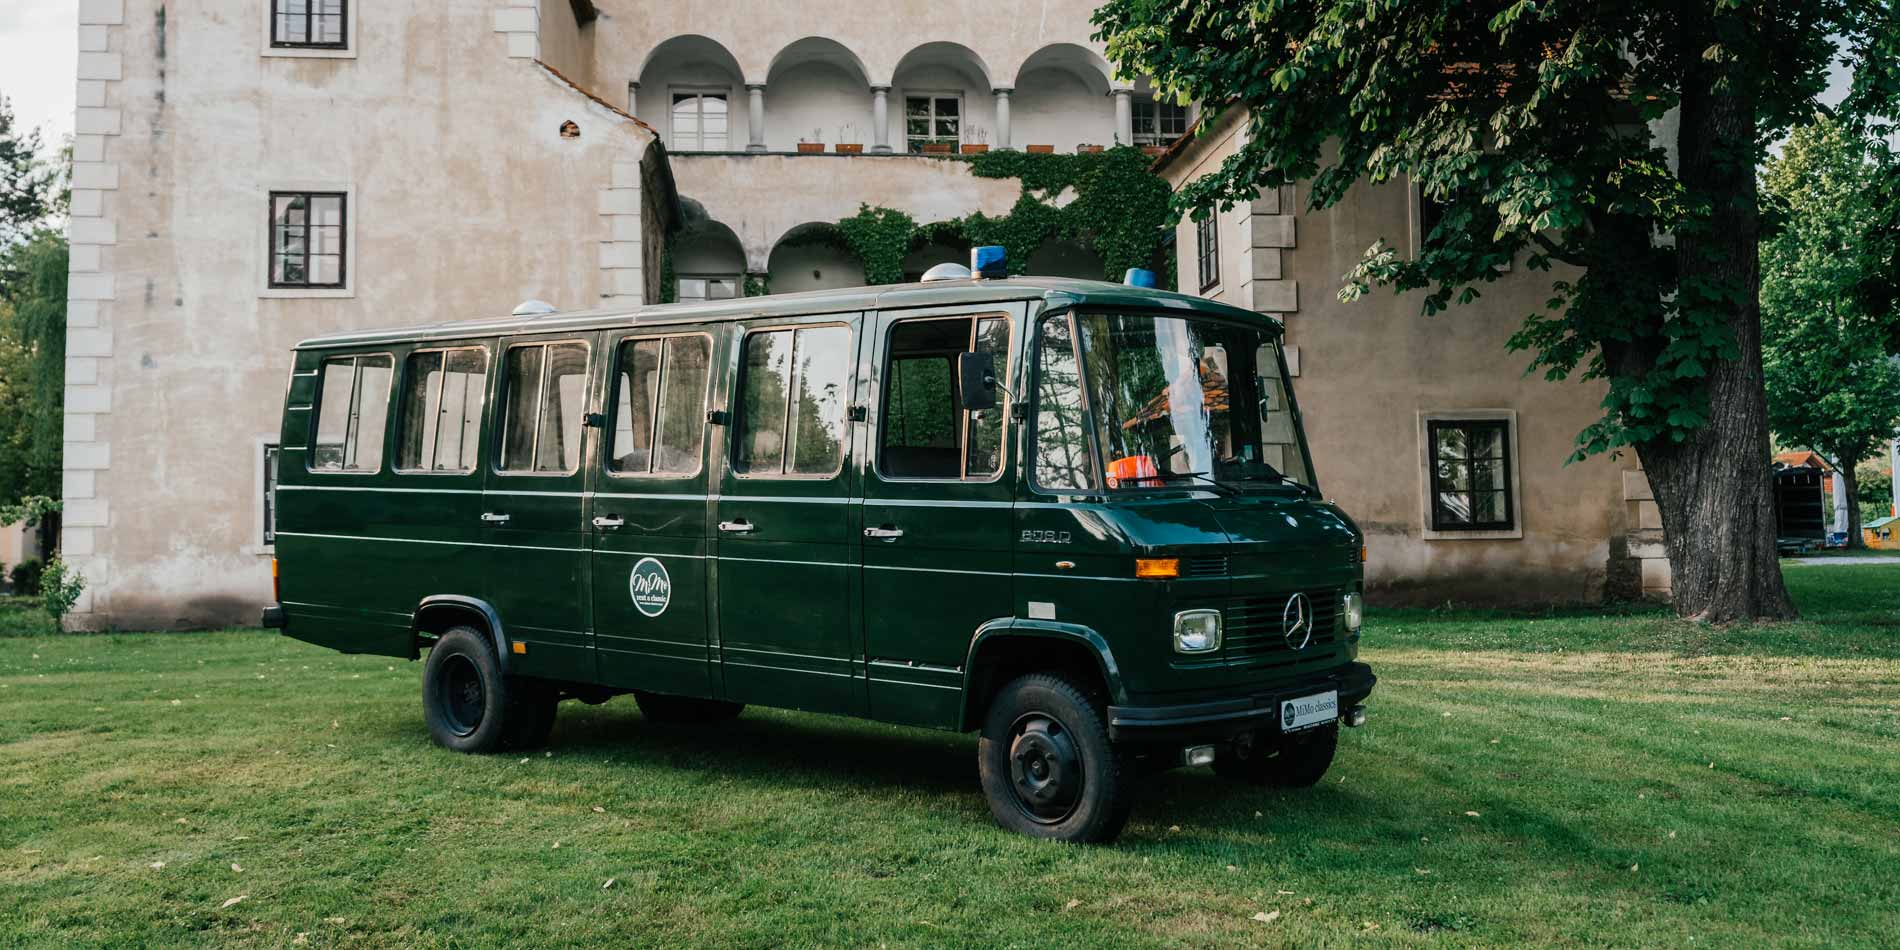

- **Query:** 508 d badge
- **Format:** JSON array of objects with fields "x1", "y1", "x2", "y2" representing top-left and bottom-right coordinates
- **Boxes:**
[{"x1": 629, "y1": 557, "x2": 672, "y2": 618}]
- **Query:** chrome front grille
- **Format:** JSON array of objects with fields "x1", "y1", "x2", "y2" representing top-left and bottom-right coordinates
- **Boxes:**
[{"x1": 1222, "y1": 588, "x2": 1341, "y2": 664}]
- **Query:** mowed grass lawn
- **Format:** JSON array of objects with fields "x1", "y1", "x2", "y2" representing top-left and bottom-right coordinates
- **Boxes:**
[{"x1": 3, "y1": 568, "x2": 1898, "y2": 948}]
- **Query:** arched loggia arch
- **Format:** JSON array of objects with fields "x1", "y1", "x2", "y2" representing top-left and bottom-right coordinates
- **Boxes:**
[
  {"x1": 764, "y1": 37, "x2": 875, "y2": 152},
  {"x1": 636, "y1": 35, "x2": 745, "y2": 152},
  {"x1": 890, "y1": 42, "x2": 995, "y2": 154},
  {"x1": 767, "y1": 222, "x2": 865, "y2": 293},
  {"x1": 1011, "y1": 43, "x2": 1117, "y2": 152}
]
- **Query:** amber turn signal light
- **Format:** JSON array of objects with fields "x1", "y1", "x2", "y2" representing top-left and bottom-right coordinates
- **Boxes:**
[
  {"x1": 1135, "y1": 557, "x2": 1180, "y2": 579},
  {"x1": 271, "y1": 558, "x2": 280, "y2": 603},
  {"x1": 1361, "y1": 546, "x2": 1368, "y2": 563}
]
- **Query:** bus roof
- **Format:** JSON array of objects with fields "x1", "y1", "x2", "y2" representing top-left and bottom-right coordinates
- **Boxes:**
[{"x1": 293, "y1": 276, "x2": 1283, "y2": 350}]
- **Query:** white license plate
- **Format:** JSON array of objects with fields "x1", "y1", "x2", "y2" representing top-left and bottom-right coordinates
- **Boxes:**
[{"x1": 1279, "y1": 690, "x2": 1338, "y2": 732}]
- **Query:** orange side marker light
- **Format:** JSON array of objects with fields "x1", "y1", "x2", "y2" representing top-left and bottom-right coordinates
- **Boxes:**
[{"x1": 1135, "y1": 557, "x2": 1181, "y2": 579}]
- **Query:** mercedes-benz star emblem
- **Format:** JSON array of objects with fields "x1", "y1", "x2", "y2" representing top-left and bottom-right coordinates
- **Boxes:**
[{"x1": 1282, "y1": 592, "x2": 1313, "y2": 650}]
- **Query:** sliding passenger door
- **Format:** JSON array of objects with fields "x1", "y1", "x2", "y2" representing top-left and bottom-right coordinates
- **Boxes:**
[
  {"x1": 481, "y1": 334, "x2": 596, "y2": 682},
  {"x1": 859, "y1": 307, "x2": 1019, "y2": 728},
  {"x1": 589, "y1": 329, "x2": 717, "y2": 697},
  {"x1": 710, "y1": 315, "x2": 865, "y2": 716}
]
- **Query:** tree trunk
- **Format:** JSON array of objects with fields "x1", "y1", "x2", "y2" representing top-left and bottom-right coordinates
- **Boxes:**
[
  {"x1": 1839, "y1": 464, "x2": 1864, "y2": 549},
  {"x1": 1638, "y1": 38, "x2": 1797, "y2": 622}
]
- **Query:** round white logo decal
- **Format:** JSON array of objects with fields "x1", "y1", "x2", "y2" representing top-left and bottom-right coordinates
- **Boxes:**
[{"x1": 629, "y1": 557, "x2": 672, "y2": 618}]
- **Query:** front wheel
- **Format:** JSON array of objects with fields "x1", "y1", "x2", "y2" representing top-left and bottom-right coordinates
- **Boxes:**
[
  {"x1": 1211, "y1": 722, "x2": 1339, "y2": 787},
  {"x1": 421, "y1": 627, "x2": 555, "y2": 753},
  {"x1": 977, "y1": 673, "x2": 1132, "y2": 843}
]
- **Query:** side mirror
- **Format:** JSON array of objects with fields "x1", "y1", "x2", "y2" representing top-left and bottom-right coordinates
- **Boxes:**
[{"x1": 957, "y1": 351, "x2": 999, "y2": 412}]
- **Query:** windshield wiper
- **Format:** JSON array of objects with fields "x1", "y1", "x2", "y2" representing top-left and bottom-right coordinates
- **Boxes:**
[
  {"x1": 1118, "y1": 471, "x2": 1238, "y2": 497},
  {"x1": 1223, "y1": 471, "x2": 1320, "y2": 498}
]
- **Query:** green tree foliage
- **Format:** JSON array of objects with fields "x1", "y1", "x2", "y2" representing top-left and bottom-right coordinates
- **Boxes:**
[
  {"x1": 1093, "y1": 0, "x2": 1899, "y2": 620},
  {"x1": 1760, "y1": 117, "x2": 1900, "y2": 548},
  {"x1": 0, "y1": 95, "x2": 59, "y2": 245},
  {"x1": 0, "y1": 233, "x2": 69, "y2": 516}
]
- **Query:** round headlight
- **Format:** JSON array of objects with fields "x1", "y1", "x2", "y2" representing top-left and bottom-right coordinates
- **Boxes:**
[
  {"x1": 1342, "y1": 591, "x2": 1364, "y2": 634},
  {"x1": 1173, "y1": 609, "x2": 1223, "y2": 654}
]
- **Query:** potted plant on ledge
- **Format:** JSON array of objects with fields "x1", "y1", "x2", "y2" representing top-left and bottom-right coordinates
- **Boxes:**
[
  {"x1": 835, "y1": 123, "x2": 862, "y2": 154},
  {"x1": 962, "y1": 126, "x2": 989, "y2": 154},
  {"x1": 797, "y1": 128, "x2": 825, "y2": 154}
]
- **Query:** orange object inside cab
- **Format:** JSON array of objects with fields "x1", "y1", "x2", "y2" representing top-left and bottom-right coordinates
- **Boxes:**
[{"x1": 1106, "y1": 454, "x2": 1160, "y2": 488}]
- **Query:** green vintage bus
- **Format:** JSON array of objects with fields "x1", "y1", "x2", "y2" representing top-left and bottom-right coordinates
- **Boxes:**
[{"x1": 266, "y1": 254, "x2": 1374, "y2": 843}]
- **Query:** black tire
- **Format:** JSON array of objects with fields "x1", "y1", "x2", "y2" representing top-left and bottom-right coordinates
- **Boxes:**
[
  {"x1": 977, "y1": 673, "x2": 1132, "y2": 843},
  {"x1": 421, "y1": 627, "x2": 553, "y2": 753},
  {"x1": 633, "y1": 690, "x2": 745, "y2": 724},
  {"x1": 1211, "y1": 722, "x2": 1339, "y2": 788}
]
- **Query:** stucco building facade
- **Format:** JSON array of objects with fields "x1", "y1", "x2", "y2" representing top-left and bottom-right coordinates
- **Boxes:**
[
  {"x1": 62, "y1": 0, "x2": 1185, "y2": 628},
  {"x1": 63, "y1": 0, "x2": 1656, "y2": 628},
  {"x1": 1155, "y1": 110, "x2": 1666, "y2": 603}
]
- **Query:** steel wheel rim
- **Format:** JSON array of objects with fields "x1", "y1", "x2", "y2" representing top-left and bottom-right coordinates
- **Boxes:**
[
  {"x1": 439, "y1": 654, "x2": 486, "y2": 737},
  {"x1": 1005, "y1": 712, "x2": 1084, "y2": 825}
]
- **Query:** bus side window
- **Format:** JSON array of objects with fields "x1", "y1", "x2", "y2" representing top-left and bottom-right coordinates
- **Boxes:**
[
  {"x1": 878, "y1": 314, "x2": 1009, "y2": 481},
  {"x1": 497, "y1": 341, "x2": 590, "y2": 474},
  {"x1": 734, "y1": 325, "x2": 852, "y2": 477},
  {"x1": 310, "y1": 353, "x2": 393, "y2": 473},
  {"x1": 608, "y1": 334, "x2": 711, "y2": 476},
  {"x1": 395, "y1": 347, "x2": 488, "y2": 473}
]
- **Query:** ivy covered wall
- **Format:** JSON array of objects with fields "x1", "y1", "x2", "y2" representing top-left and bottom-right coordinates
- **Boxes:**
[{"x1": 833, "y1": 146, "x2": 1175, "y2": 287}]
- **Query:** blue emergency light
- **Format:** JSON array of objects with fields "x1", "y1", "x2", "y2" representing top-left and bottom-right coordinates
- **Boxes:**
[
  {"x1": 971, "y1": 245, "x2": 1008, "y2": 279},
  {"x1": 1123, "y1": 268, "x2": 1158, "y2": 288}
]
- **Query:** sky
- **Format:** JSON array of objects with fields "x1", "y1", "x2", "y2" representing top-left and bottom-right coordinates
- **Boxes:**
[
  {"x1": 0, "y1": 5, "x2": 1865, "y2": 159},
  {"x1": 0, "y1": 0, "x2": 77, "y2": 150}
]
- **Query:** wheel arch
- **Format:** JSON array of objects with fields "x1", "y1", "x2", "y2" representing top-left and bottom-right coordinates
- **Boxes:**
[
  {"x1": 958, "y1": 619, "x2": 1126, "y2": 732},
  {"x1": 411, "y1": 595, "x2": 512, "y2": 672}
]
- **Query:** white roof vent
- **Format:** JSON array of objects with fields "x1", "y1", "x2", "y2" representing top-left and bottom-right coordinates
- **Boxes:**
[
  {"x1": 921, "y1": 262, "x2": 972, "y2": 282},
  {"x1": 512, "y1": 299, "x2": 559, "y2": 317}
]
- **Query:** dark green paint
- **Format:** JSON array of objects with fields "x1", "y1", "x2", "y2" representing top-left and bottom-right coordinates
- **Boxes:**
[{"x1": 275, "y1": 277, "x2": 1367, "y2": 734}]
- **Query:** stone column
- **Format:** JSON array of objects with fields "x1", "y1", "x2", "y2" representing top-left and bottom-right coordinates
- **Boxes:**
[
  {"x1": 1113, "y1": 89, "x2": 1134, "y2": 148},
  {"x1": 992, "y1": 87, "x2": 1013, "y2": 149},
  {"x1": 870, "y1": 85, "x2": 891, "y2": 153},
  {"x1": 745, "y1": 83, "x2": 766, "y2": 152},
  {"x1": 626, "y1": 81, "x2": 639, "y2": 117}
]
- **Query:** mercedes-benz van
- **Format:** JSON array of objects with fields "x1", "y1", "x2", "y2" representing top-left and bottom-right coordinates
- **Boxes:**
[{"x1": 265, "y1": 254, "x2": 1375, "y2": 843}]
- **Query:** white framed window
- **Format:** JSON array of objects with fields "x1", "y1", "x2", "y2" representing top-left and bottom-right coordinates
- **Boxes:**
[
  {"x1": 904, "y1": 92, "x2": 962, "y2": 152},
  {"x1": 1417, "y1": 409, "x2": 1524, "y2": 540},
  {"x1": 1195, "y1": 214, "x2": 1219, "y2": 292},
  {"x1": 246, "y1": 436, "x2": 280, "y2": 555},
  {"x1": 670, "y1": 88, "x2": 731, "y2": 151},
  {"x1": 676, "y1": 275, "x2": 739, "y2": 303},
  {"x1": 261, "y1": 0, "x2": 356, "y2": 59},
  {"x1": 1132, "y1": 99, "x2": 1189, "y2": 147},
  {"x1": 260, "y1": 183, "x2": 356, "y2": 298}
]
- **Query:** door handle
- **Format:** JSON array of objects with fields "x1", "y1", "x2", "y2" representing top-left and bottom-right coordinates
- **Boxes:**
[
  {"x1": 863, "y1": 526, "x2": 904, "y2": 540},
  {"x1": 480, "y1": 512, "x2": 511, "y2": 524},
  {"x1": 592, "y1": 515, "x2": 625, "y2": 529},
  {"x1": 717, "y1": 519, "x2": 755, "y2": 534}
]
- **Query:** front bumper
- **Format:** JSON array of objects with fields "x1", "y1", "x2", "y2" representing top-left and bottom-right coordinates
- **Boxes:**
[{"x1": 1105, "y1": 661, "x2": 1376, "y2": 742}]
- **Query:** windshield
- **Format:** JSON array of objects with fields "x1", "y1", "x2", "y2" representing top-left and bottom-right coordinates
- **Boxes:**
[{"x1": 1033, "y1": 312, "x2": 1314, "y2": 493}]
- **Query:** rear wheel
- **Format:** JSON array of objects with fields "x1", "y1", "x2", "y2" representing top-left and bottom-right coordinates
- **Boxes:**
[
  {"x1": 421, "y1": 627, "x2": 555, "y2": 753},
  {"x1": 633, "y1": 690, "x2": 745, "y2": 724},
  {"x1": 1212, "y1": 722, "x2": 1339, "y2": 787},
  {"x1": 977, "y1": 673, "x2": 1132, "y2": 843}
]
